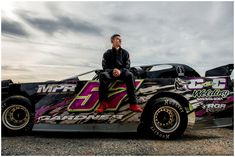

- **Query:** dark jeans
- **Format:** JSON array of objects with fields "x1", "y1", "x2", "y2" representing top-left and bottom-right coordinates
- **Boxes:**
[{"x1": 99, "y1": 69, "x2": 137, "y2": 104}]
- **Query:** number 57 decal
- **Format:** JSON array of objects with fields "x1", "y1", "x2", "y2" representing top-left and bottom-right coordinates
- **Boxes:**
[{"x1": 68, "y1": 80, "x2": 143, "y2": 112}]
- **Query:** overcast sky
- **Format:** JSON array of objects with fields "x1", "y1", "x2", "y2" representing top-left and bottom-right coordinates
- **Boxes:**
[{"x1": 1, "y1": 1, "x2": 234, "y2": 82}]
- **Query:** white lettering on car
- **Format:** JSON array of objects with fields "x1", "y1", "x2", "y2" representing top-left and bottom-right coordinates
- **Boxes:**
[{"x1": 37, "y1": 84, "x2": 76, "y2": 93}]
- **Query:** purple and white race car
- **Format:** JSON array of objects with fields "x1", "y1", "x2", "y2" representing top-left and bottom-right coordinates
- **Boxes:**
[{"x1": 1, "y1": 63, "x2": 233, "y2": 139}]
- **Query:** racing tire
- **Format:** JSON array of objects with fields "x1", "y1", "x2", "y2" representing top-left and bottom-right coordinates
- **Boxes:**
[
  {"x1": 1, "y1": 96, "x2": 34, "y2": 136},
  {"x1": 142, "y1": 97, "x2": 188, "y2": 140}
]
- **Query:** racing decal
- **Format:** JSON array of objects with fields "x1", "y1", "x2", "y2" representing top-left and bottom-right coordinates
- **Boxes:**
[
  {"x1": 35, "y1": 96, "x2": 75, "y2": 120},
  {"x1": 187, "y1": 78, "x2": 227, "y2": 90},
  {"x1": 37, "y1": 114, "x2": 124, "y2": 122},
  {"x1": 202, "y1": 104, "x2": 226, "y2": 112},
  {"x1": 176, "y1": 78, "x2": 230, "y2": 101},
  {"x1": 67, "y1": 80, "x2": 143, "y2": 112},
  {"x1": 33, "y1": 76, "x2": 232, "y2": 127},
  {"x1": 176, "y1": 65, "x2": 185, "y2": 76},
  {"x1": 173, "y1": 77, "x2": 233, "y2": 119},
  {"x1": 194, "y1": 95, "x2": 234, "y2": 117},
  {"x1": 192, "y1": 89, "x2": 230, "y2": 100},
  {"x1": 37, "y1": 84, "x2": 76, "y2": 94}
]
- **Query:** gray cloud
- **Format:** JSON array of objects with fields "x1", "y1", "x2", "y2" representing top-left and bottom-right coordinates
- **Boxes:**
[
  {"x1": 2, "y1": 19, "x2": 29, "y2": 37},
  {"x1": 2, "y1": 65, "x2": 30, "y2": 72},
  {"x1": 109, "y1": 14, "x2": 135, "y2": 23},
  {"x1": 58, "y1": 16, "x2": 102, "y2": 35},
  {"x1": 17, "y1": 10, "x2": 103, "y2": 36}
]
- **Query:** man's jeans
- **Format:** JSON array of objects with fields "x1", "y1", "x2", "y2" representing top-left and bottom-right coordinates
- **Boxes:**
[{"x1": 99, "y1": 69, "x2": 137, "y2": 104}]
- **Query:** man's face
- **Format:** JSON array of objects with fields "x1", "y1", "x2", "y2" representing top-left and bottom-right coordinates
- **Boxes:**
[{"x1": 112, "y1": 36, "x2": 122, "y2": 47}]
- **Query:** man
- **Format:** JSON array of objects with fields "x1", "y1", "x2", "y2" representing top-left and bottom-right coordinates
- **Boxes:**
[{"x1": 97, "y1": 34, "x2": 143, "y2": 113}]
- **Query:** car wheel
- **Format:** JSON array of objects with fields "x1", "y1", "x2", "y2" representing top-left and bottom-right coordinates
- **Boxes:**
[
  {"x1": 143, "y1": 97, "x2": 188, "y2": 140},
  {"x1": 1, "y1": 96, "x2": 34, "y2": 136}
]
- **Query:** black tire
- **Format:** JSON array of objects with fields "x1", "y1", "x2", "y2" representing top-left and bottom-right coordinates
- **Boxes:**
[
  {"x1": 1, "y1": 96, "x2": 34, "y2": 136},
  {"x1": 142, "y1": 97, "x2": 188, "y2": 140}
]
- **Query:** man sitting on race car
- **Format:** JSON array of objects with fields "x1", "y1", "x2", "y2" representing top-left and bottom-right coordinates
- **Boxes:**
[{"x1": 97, "y1": 34, "x2": 143, "y2": 113}]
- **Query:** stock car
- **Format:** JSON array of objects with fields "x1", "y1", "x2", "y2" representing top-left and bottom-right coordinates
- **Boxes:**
[{"x1": 1, "y1": 63, "x2": 234, "y2": 139}]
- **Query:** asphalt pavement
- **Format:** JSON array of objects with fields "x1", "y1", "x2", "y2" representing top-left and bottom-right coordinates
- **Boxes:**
[{"x1": 1, "y1": 128, "x2": 233, "y2": 156}]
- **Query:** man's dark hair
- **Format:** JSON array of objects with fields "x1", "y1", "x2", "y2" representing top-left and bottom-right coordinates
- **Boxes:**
[{"x1": 111, "y1": 34, "x2": 121, "y2": 42}]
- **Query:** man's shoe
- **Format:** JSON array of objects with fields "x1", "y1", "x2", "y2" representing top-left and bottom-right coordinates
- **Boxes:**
[
  {"x1": 129, "y1": 104, "x2": 143, "y2": 112},
  {"x1": 96, "y1": 101, "x2": 108, "y2": 113}
]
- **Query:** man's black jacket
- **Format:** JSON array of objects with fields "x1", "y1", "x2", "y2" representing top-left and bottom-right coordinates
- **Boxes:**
[{"x1": 102, "y1": 47, "x2": 130, "y2": 73}]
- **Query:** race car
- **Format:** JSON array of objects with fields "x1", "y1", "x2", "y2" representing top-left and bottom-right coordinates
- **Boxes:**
[{"x1": 1, "y1": 63, "x2": 233, "y2": 139}]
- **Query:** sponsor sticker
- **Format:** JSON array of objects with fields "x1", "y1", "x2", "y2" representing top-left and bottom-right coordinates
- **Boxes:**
[
  {"x1": 37, "y1": 84, "x2": 76, "y2": 94},
  {"x1": 202, "y1": 103, "x2": 226, "y2": 112},
  {"x1": 37, "y1": 114, "x2": 124, "y2": 121},
  {"x1": 186, "y1": 78, "x2": 230, "y2": 101}
]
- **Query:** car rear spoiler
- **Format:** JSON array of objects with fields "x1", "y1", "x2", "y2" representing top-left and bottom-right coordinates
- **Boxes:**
[{"x1": 205, "y1": 64, "x2": 234, "y2": 77}]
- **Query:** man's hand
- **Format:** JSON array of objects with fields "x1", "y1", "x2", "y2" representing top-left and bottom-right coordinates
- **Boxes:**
[{"x1": 113, "y1": 68, "x2": 121, "y2": 77}]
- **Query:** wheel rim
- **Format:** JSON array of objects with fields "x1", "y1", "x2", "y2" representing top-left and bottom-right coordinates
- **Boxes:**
[
  {"x1": 153, "y1": 106, "x2": 180, "y2": 133},
  {"x1": 2, "y1": 104, "x2": 30, "y2": 130}
]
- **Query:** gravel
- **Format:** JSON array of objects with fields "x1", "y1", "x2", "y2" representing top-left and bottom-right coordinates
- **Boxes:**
[{"x1": 1, "y1": 128, "x2": 233, "y2": 156}]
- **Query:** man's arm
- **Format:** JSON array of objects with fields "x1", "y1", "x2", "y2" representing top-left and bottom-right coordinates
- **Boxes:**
[
  {"x1": 102, "y1": 51, "x2": 113, "y2": 73},
  {"x1": 121, "y1": 50, "x2": 131, "y2": 72}
]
